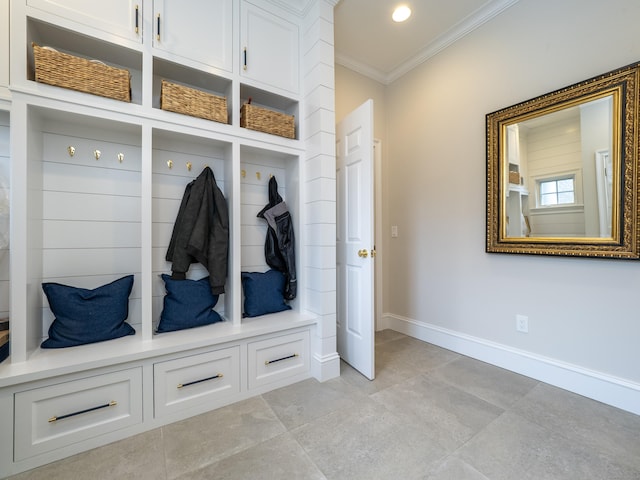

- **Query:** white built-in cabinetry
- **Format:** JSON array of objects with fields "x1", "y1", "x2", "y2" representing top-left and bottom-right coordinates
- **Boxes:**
[
  {"x1": 0, "y1": 112, "x2": 8, "y2": 321},
  {"x1": 27, "y1": 0, "x2": 143, "y2": 43},
  {"x1": 1, "y1": 0, "x2": 9, "y2": 94},
  {"x1": 152, "y1": 0, "x2": 233, "y2": 73},
  {"x1": 0, "y1": 0, "x2": 339, "y2": 476},
  {"x1": 241, "y1": 0, "x2": 299, "y2": 94}
]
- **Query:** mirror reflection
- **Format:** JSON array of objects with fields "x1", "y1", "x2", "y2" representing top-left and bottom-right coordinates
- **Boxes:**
[
  {"x1": 503, "y1": 94, "x2": 616, "y2": 239},
  {"x1": 486, "y1": 60, "x2": 640, "y2": 259}
]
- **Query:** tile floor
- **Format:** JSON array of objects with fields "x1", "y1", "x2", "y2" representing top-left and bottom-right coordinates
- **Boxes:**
[{"x1": 7, "y1": 330, "x2": 640, "y2": 479}]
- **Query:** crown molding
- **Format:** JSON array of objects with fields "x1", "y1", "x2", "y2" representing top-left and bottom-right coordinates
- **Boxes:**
[
  {"x1": 337, "y1": 0, "x2": 521, "y2": 85},
  {"x1": 266, "y1": 0, "x2": 339, "y2": 17},
  {"x1": 335, "y1": 52, "x2": 388, "y2": 85}
]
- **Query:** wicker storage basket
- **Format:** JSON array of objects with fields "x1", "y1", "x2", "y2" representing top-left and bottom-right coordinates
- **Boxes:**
[
  {"x1": 161, "y1": 80, "x2": 228, "y2": 124},
  {"x1": 240, "y1": 103, "x2": 295, "y2": 139},
  {"x1": 508, "y1": 171, "x2": 521, "y2": 184},
  {"x1": 32, "y1": 43, "x2": 131, "y2": 102}
]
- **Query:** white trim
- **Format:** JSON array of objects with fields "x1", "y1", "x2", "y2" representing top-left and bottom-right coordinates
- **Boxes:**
[
  {"x1": 311, "y1": 351, "x2": 340, "y2": 381},
  {"x1": 266, "y1": 0, "x2": 339, "y2": 18},
  {"x1": 380, "y1": 313, "x2": 640, "y2": 416},
  {"x1": 335, "y1": 52, "x2": 388, "y2": 85}
]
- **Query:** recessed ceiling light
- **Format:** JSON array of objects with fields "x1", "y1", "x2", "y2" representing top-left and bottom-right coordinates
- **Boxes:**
[{"x1": 392, "y1": 5, "x2": 411, "y2": 23}]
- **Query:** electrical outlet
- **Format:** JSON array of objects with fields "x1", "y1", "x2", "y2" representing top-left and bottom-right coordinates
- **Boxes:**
[
  {"x1": 391, "y1": 226, "x2": 398, "y2": 237},
  {"x1": 516, "y1": 314, "x2": 529, "y2": 333}
]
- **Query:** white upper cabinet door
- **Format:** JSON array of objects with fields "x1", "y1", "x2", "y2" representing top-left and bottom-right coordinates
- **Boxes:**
[
  {"x1": 241, "y1": 1, "x2": 299, "y2": 94},
  {"x1": 27, "y1": 0, "x2": 142, "y2": 43},
  {"x1": 153, "y1": 0, "x2": 233, "y2": 73},
  {"x1": 1, "y1": 0, "x2": 8, "y2": 88}
]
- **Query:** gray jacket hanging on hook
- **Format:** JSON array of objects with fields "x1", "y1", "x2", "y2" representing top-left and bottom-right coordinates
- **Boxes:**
[{"x1": 257, "y1": 176, "x2": 297, "y2": 300}]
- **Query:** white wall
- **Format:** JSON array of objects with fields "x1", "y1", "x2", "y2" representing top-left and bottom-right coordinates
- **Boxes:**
[{"x1": 337, "y1": 0, "x2": 640, "y2": 413}]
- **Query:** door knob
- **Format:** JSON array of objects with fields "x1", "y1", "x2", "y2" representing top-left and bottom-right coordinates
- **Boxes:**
[{"x1": 358, "y1": 249, "x2": 369, "y2": 258}]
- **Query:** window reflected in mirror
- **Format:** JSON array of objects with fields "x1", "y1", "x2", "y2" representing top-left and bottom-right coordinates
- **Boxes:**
[{"x1": 503, "y1": 93, "x2": 615, "y2": 240}]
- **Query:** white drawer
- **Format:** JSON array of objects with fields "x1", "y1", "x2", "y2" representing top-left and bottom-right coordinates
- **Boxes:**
[
  {"x1": 154, "y1": 346, "x2": 240, "y2": 419},
  {"x1": 248, "y1": 330, "x2": 309, "y2": 390},
  {"x1": 14, "y1": 368, "x2": 142, "y2": 461}
]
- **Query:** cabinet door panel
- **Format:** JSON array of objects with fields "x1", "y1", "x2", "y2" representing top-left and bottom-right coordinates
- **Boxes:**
[
  {"x1": 248, "y1": 330, "x2": 309, "y2": 389},
  {"x1": 27, "y1": 0, "x2": 141, "y2": 43},
  {"x1": 154, "y1": 347, "x2": 240, "y2": 418},
  {"x1": 14, "y1": 368, "x2": 143, "y2": 461},
  {"x1": 153, "y1": 0, "x2": 232, "y2": 72},
  {"x1": 241, "y1": 2, "x2": 299, "y2": 94}
]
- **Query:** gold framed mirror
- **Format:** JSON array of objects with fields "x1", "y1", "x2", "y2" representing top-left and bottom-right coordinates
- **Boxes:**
[{"x1": 486, "y1": 61, "x2": 640, "y2": 259}]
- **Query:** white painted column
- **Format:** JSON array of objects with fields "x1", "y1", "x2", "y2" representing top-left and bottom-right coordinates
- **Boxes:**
[{"x1": 302, "y1": 0, "x2": 340, "y2": 381}]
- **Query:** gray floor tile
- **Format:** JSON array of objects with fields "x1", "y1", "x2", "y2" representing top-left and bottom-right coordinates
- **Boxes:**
[
  {"x1": 430, "y1": 356, "x2": 538, "y2": 409},
  {"x1": 175, "y1": 432, "x2": 327, "y2": 480},
  {"x1": 371, "y1": 373, "x2": 504, "y2": 452},
  {"x1": 425, "y1": 456, "x2": 491, "y2": 480},
  {"x1": 7, "y1": 429, "x2": 166, "y2": 480},
  {"x1": 262, "y1": 376, "x2": 368, "y2": 430},
  {"x1": 455, "y1": 412, "x2": 640, "y2": 480},
  {"x1": 378, "y1": 336, "x2": 461, "y2": 372},
  {"x1": 162, "y1": 396, "x2": 286, "y2": 479},
  {"x1": 341, "y1": 337, "x2": 445, "y2": 394},
  {"x1": 512, "y1": 382, "x2": 640, "y2": 471},
  {"x1": 292, "y1": 397, "x2": 448, "y2": 480},
  {"x1": 338, "y1": 358, "x2": 408, "y2": 394},
  {"x1": 375, "y1": 329, "x2": 407, "y2": 345},
  {"x1": 7, "y1": 331, "x2": 639, "y2": 480},
  {"x1": 339, "y1": 352, "x2": 425, "y2": 395}
]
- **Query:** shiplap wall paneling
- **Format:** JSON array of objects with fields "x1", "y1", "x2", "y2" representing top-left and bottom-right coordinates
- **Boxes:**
[
  {"x1": 151, "y1": 129, "x2": 231, "y2": 330},
  {"x1": 302, "y1": 0, "x2": 339, "y2": 380},
  {"x1": 239, "y1": 145, "x2": 299, "y2": 313},
  {"x1": 34, "y1": 111, "x2": 143, "y2": 344}
]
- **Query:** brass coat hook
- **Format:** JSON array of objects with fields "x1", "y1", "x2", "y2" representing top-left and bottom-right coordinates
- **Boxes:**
[
  {"x1": 167, "y1": 160, "x2": 173, "y2": 169},
  {"x1": 186, "y1": 162, "x2": 192, "y2": 171},
  {"x1": 67, "y1": 146, "x2": 75, "y2": 157},
  {"x1": 94, "y1": 149, "x2": 101, "y2": 160},
  {"x1": 117, "y1": 153, "x2": 124, "y2": 163}
]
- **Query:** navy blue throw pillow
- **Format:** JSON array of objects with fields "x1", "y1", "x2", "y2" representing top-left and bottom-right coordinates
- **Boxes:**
[
  {"x1": 157, "y1": 274, "x2": 223, "y2": 333},
  {"x1": 241, "y1": 269, "x2": 291, "y2": 318},
  {"x1": 41, "y1": 275, "x2": 135, "y2": 349}
]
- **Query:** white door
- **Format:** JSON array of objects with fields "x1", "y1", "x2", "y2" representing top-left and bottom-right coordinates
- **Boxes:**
[
  {"x1": 153, "y1": 0, "x2": 233, "y2": 72},
  {"x1": 336, "y1": 100, "x2": 375, "y2": 380}
]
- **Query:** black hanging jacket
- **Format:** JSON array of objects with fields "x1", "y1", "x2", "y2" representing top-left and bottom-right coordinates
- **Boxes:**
[
  {"x1": 166, "y1": 166, "x2": 229, "y2": 295},
  {"x1": 257, "y1": 176, "x2": 297, "y2": 300}
]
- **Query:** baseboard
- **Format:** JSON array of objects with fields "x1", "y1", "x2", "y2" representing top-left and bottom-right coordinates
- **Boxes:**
[
  {"x1": 380, "y1": 313, "x2": 640, "y2": 416},
  {"x1": 311, "y1": 352, "x2": 340, "y2": 382}
]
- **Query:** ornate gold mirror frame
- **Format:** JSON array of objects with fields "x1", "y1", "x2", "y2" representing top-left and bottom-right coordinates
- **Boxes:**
[{"x1": 486, "y1": 62, "x2": 640, "y2": 259}]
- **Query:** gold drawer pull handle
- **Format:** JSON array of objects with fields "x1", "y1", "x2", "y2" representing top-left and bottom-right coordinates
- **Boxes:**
[
  {"x1": 265, "y1": 353, "x2": 299, "y2": 366},
  {"x1": 48, "y1": 400, "x2": 117, "y2": 423},
  {"x1": 177, "y1": 373, "x2": 224, "y2": 389}
]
